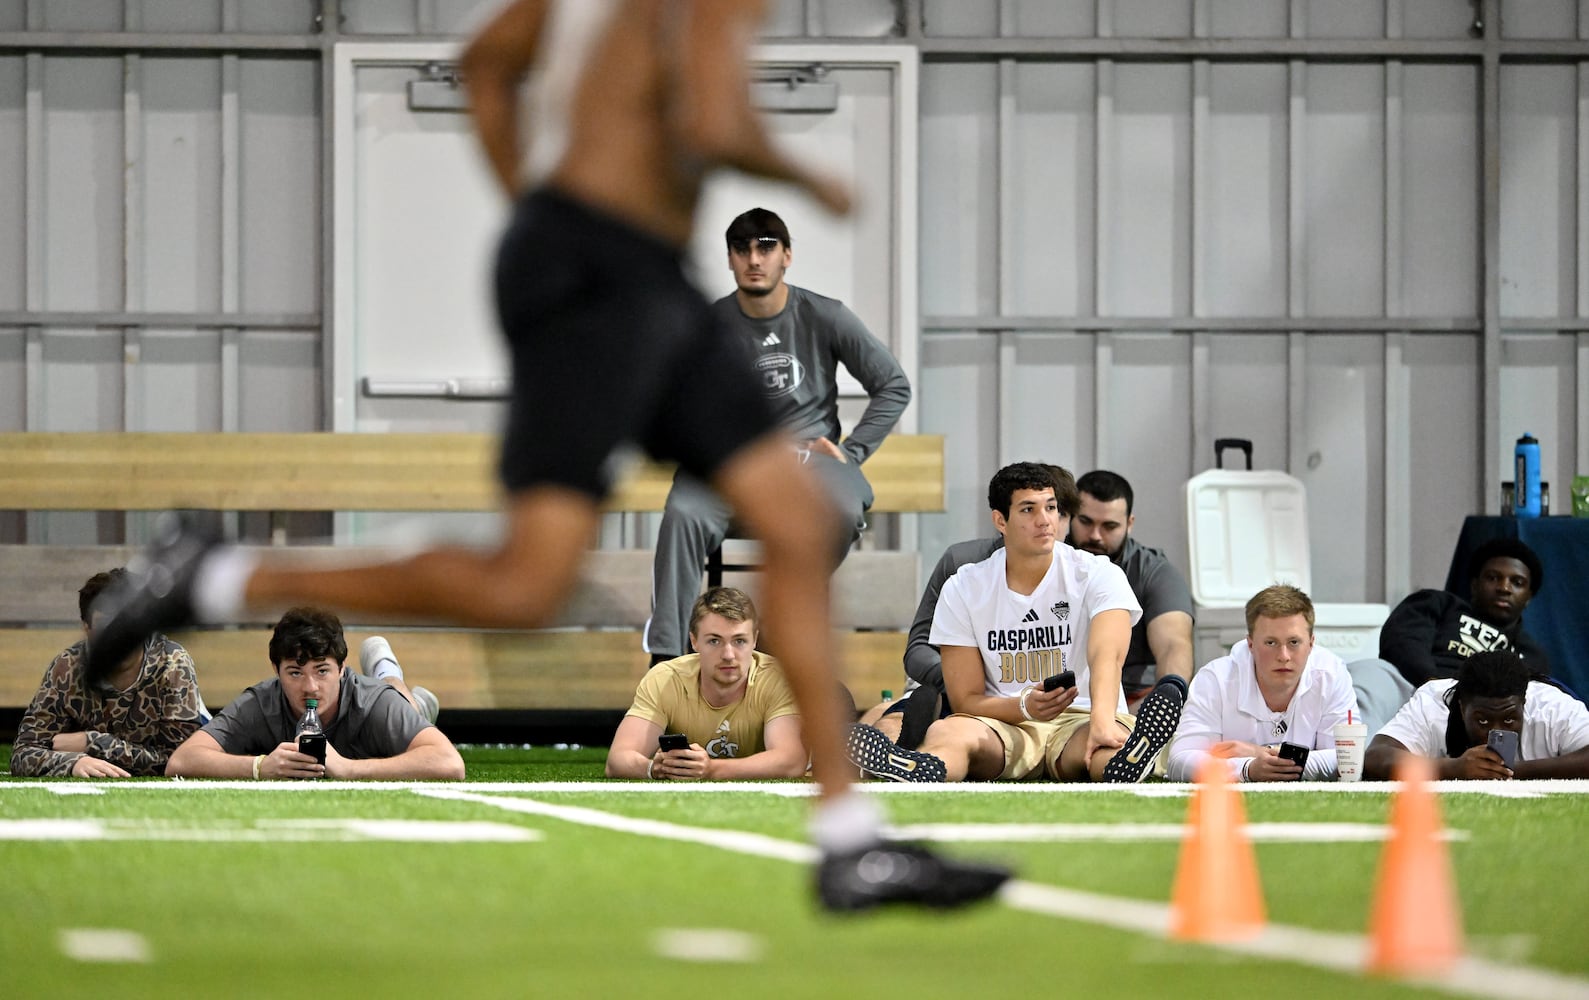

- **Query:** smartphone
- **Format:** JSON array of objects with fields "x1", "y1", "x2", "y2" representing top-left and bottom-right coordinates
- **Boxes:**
[
  {"x1": 1487, "y1": 729, "x2": 1520, "y2": 769},
  {"x1": 657, "y1": 733, "x2": 689, "y2": 752},
  {"x1": 1277, "y1": 741, "x2": 1310, "y2": 769},
  {"x1": 297, "y1": 733, "x2": 327, "y2": 766},
  {"x1": 1043, "y1": 670, "x2": 1076, "y2": 692}
]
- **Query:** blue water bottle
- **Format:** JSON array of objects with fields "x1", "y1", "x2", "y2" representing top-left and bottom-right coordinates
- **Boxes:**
[{"x1": 1515, "y1": 433, "x2": 1541, "y2": 518}]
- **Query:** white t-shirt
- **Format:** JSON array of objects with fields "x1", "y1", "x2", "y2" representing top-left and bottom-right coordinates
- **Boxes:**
[
  {"x1": 1377, "y1": 679, "x2": 1589, "y2": 761},
  {"x1": 930, "y1": 544, "x2": 1141, "y2": 713},
  {"x1": 1166, "y1": 639, "x2": 1358, "y2": 781}
]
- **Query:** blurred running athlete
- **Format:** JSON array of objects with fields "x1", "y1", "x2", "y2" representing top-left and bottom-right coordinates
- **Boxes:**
[{"x1": 89, "y1": 0, "x2": 1007, "y2": 911}]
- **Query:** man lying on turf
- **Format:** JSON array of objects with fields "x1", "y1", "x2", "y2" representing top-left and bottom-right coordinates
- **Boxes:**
[
  {"x1": 10, "y1": 568, "x2": 204, "y2": 778},
  {"x1": 166, "y1": 607, "x2": 464, "y2": 781},
  {"x1": 608, "y1": 587, "x2": 806, "y2": 781},
  {"x1": 1363, "y1": 649, "x2": 1589, "y2": 780}
]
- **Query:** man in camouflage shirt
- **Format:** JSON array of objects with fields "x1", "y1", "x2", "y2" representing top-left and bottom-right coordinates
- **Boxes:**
[{"x1": 10, "y1": 569, "x2": 204, "y2": 778}]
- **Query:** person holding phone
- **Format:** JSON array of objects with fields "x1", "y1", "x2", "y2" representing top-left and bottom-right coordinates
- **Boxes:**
[
  {"x1": 608, "y1": 588, "x2": 807, "y2": 781},
  {"x1": 1166, "y1": 585, "x2": 1358, "y2": 782},
  {"x1": 865, "y1": 467, "x2": 1194, "y2": 752},
  {"x1": 1363, "y1": 650, "x2": 1589, "y2": 780},
  {"x1": 165, "y1": 608, "x2": 464, "y2": 781},
  {"x1": 845, "y1": 462, "x2": 1189, "y2": 785}
]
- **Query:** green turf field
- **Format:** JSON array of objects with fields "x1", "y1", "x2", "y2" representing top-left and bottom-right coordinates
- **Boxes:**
[{"x1": 4, "y1": 746, "x2": 1587, "y2": 999}]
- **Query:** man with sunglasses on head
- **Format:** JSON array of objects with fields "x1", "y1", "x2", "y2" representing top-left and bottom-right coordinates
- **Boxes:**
[{"x1": 644, "y1": 207, "x2": 911, "y2": 665}]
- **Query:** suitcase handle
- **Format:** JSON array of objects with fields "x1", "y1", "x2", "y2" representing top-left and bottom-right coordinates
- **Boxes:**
[{"x1": 1214, "y1": 438, "x2": 1253, "y2": 470}]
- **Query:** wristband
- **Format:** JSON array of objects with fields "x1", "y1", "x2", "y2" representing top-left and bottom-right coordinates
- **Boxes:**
[
  {"x1": 646, "y1": 756, "x2": 656, "y2": 780},
  {"x1": 1018, "y1": 687, "x2": 1037, "y2": 722},
  {"x1": 252, "y1": 754, "x2": 265, "y2": 781},
  {"x1": 1240, "y1": 757, "x2": 1252, "y2": 782}
]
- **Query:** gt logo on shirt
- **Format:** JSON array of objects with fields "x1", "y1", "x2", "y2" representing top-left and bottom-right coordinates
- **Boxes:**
[{"x1": 755, "y1": 353, "x2": 804, "y2": 397}]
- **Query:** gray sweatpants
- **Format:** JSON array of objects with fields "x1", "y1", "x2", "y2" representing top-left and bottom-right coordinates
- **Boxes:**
[
  {"x1": 1346, "y1": 657, "x2": 1417, "y2": 736},
  {"x1": 643, "y1": 454, "x2": 872, "y2": 656}
]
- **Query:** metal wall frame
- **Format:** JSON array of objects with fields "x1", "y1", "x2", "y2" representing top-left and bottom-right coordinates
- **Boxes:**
[
  {"x1": 3, "y1": 0, "x2": 1588, "y2": 593},
  {"x1": 894, "y1": 0, "x2": 1589, "y2": 601}
]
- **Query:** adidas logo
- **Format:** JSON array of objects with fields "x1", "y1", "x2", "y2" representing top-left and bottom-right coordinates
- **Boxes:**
[
  {"x1": 761, "y1": 331, "x2": 781, "y2": 346},
  {"x1": 1020, "y1": 608, "x2": 1039, "y2": 623}
]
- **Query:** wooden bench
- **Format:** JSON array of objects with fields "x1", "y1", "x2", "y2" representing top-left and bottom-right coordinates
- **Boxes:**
[
  {"x1": 0, "y1": 432, "x2": 944, "y2": 513},
  {"x1": 0, "y1": 432, "x2": 942, "y2": 713}
]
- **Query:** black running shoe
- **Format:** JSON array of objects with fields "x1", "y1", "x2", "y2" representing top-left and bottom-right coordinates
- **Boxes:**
[
  {"x1": 816, "y1": 842, "x2": 1010, "y2": 912},
  {"x1": 86, "y1": 512, "x2": 220, "y2": 682},
  {"x1": 1101, "y1": 673, "x2": 1188, "y2": 783},
  {"x1": 846, "y1": 723, "x2": 947, "y2": 782}
]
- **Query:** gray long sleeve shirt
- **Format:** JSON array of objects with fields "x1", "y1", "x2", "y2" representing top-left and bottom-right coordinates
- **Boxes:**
[{"x1": 712, "y1": 284, "x2": 910, "y2": 463}]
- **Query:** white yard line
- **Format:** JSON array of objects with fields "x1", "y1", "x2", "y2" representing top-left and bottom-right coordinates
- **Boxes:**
[
  {"x1": 3, "y1": 778, "x2": 1585, "y2": 993},
  {"x1": 3, "y1": 778, "x2": 1588, "y2": 795},
  {"x1": 651, "y1": 928, "x2": 765, "y2": 963},
  {"x1": 886, "y1": 821, "x2": 1469, "y2": 843},
  {"x1": 57, "y1": 928, "x2": 151, "y2": 963},
  {"x1": 1004, "y1": 882, "x2": 1589, "y2": 1000},
  {"x1": 425, "y1": 787, "x2": 1589, "y2": 1000},
  {"x1": 413, "y1": 787, "x2": 816, "y2": 862},
  {"x1": 0, "y1": 817, "x2": 540, "y2": 843}
]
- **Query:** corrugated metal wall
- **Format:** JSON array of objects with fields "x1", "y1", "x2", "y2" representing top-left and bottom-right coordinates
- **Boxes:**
[{"x1": 2, "y1": 0, "x2": 1586, "y2": 610}]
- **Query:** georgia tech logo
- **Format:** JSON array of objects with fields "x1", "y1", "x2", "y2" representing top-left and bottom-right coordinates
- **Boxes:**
[
  {"x1": 756, "y1": 353, "x2": 804, "y2": 397},
  {"x1": 706, "y1": 719, "x2": 739, "y2": 759}
]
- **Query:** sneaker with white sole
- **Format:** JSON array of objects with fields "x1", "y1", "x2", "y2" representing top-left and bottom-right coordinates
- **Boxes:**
[
  {"x1": 1102, "y1": 674, "x2": 1188, "y2": 783},
  {"x1": 359, "y1": 636, "x2": 400, "y2": 679},
  {"x1": 846, "y1": 724, "x2": 947, "y2": 783},
  {"x1": 411, "y1": 685, "x2": 440, "y2": 725}
]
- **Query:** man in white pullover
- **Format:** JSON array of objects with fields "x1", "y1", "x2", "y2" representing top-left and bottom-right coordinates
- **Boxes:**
[{"x1": 1167, "y1": 584, "x2": 1358, "y2": 782}]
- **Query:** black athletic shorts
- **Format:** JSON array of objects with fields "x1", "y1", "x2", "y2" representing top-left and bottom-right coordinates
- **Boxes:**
[{"x1": 492, "y1": 188, "x2": 778, "y2": 499}]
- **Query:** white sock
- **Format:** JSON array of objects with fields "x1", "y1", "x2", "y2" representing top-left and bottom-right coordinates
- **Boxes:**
[
  {"x1": 371, "y1": 658, "x2": 403, "y2": 683},
  {"x1": 191, "y1": 547, "x2": 258, "y2": 624},
  {"x1": 808, "y1": 792, "x2": 884, "y2": 855}
]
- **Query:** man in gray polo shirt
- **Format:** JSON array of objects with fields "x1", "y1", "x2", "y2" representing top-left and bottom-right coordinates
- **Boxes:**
[{"x1": 643, "y1": 207, "x2": 911, "y2": 662}]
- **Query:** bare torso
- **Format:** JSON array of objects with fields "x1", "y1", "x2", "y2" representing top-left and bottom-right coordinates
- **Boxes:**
[{"x1": 544, "y1": 0, "x2": 702, "y2": 246}]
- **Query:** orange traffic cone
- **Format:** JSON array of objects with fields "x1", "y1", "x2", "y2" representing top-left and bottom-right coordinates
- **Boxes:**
[
  {"x1": 1169, "y1": 755, "x2": 1266, "y2": 941},
  {"x1": 1367, "y1": 755, "x2": 1464, "y2": 976}
]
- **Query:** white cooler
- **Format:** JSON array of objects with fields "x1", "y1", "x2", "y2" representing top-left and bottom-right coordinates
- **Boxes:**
[{"x1": 1184, "y1": 465, "x2": 1388, "y2": 669}]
